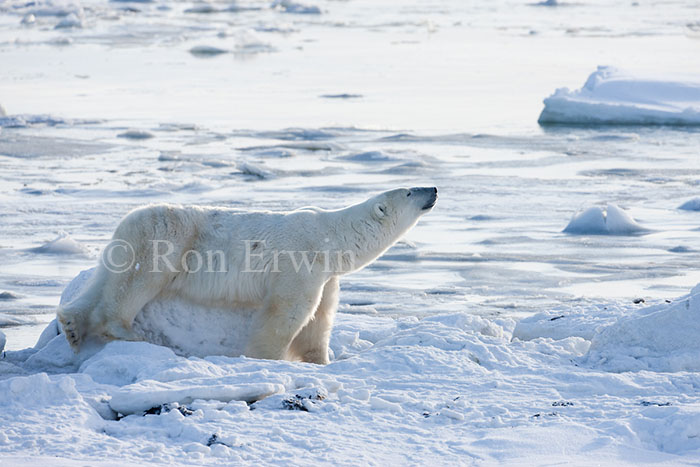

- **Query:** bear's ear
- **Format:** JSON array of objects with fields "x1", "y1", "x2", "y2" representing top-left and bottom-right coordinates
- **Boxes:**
[{"x1": 373, "y1": 203, "x2": 387, "y2": 219}]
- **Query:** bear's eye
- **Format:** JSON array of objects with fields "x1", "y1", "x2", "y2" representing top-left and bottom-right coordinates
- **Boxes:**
[{"x1": 407, "y1": 192, "x2": 411, "y2": 197}]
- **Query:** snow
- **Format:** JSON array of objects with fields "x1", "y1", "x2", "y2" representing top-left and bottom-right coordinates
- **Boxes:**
[
  {"x1": 3, "y1": 278, "x2": 700, "y2": 463},
  {"x1": 563, "y1": 204, "x2": 648, "y2": 235},
  {"x1": 539, "y1": 66, "x2": 700, "y2": 125},
  {"x1": 583, "y1": 284, "x2": 700, "y2": 372}
]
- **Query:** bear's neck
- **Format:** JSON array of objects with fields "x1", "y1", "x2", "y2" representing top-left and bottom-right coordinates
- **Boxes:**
[{"x1": 322, "y1": 203, "x2": 396, "y2": 275}]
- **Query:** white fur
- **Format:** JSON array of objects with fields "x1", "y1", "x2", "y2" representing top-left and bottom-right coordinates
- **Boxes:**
[{"x1": 57, "y1": 187, "x2": 437, "y2": 363}]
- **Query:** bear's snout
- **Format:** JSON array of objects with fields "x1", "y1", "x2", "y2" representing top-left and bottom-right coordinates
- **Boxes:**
[{"x1": 410, "y1": 186, "x2": 437, "y2": 211}]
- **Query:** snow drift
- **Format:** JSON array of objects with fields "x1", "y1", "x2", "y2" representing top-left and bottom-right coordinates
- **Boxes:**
[
  {"x1": 583, "y1": 284, "x2": 700, "y2": 372},
  {"x1": 539, "y1": 66, "x2": 700, "y2": 125}
]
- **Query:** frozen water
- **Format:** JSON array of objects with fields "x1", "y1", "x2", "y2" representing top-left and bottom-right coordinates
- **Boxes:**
[{"x1": 2, "y1": 0, "x2": 700, "y2": 464}]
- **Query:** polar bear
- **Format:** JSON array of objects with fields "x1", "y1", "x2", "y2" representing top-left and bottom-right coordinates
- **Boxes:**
[{"x1": 57, "y1": 187, "x2": 437, "y2": 364}]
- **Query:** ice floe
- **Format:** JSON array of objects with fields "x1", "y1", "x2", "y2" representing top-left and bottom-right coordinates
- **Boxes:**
[{"x1": 539, "y1": 66, "x2": 700, "y2": 125}]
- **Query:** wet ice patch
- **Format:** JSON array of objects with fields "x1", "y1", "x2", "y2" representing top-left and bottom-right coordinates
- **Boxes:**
[
  {"x1": 189, "y1": 45, "x2": 228, "y2": 56},
  {"x1": 117, "y1": 129, "x2": 154, "y2": 139},
  {"x1": 539, "y1": 66, "x2": 700, "y2": 125},
  {"x1": 563, "y1": 204, "x2": 648, "y2": 235},
  {"x1": 29, "y1": 232, "x2": 90, "y2": 256},
  {"x1": 320, "y1": 93, "x2": 363, "y2": 99}
]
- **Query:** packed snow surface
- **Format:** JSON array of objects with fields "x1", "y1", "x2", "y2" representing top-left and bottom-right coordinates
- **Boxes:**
[
  {"x1": 2, "y1": 275, "x2": 700, "y2": 464},
  {"x1": 539, "y1": 67, "x2": 700, "y2": 125},
  {"x1": 583, "y1": 284, "x2": 700, "y2": 372}
]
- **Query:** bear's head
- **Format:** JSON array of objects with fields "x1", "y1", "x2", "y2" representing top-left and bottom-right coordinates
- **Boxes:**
[
  {"x1": 369, "y1": 187, "x2": 438, "y2": 236},
  {"x1": 335, "y1": 187, "x2": 437, "y2": 273}
]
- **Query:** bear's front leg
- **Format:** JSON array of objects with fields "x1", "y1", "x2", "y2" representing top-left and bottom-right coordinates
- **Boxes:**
[
  {"x1": 288, "y1": 276, "x2": 339, "y2": 364},
  {"x1": 245, "y1": 286, "x2": 323, "y2": 361}
]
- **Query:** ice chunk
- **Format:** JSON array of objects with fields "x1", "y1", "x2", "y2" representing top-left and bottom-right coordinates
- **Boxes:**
[
  {"x1": 679, "y1": 197, "x2": 700, "y2": 211},
  {"x1": 563, "y1": 204, "x2": 648, "y2": 235},
  {"x1": 539, "y1": 66, "x2": 700, "y2": 125},
  {"x1": 110, "y1": 379, "x2": 284, "y2": 414},
  {"x1": 29, "y1": 232, "x2": 90, "y2": 256}
]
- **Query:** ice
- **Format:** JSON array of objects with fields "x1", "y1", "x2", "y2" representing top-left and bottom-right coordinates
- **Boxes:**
[
  {"x1": 29, "y1": 232, "x2": 90, "y2": 256},
  {"x1": 539, "y1": 66, "x2": 700, "y2": 125},
  {"x1": 117, "y1": 129, "x2": 154, "y2": 139},
  {"x1": 563, "y1": 204, "x2": 648, "y2": 235},
  {"x1": 0, "y1": 330, "x2": 5, "y2": 353},
  {"x1": 110, "y1": 379, "x2": 284, "y2": 415},
  {"x1": 189, "y1": 45, "x2": 228, "y2": 56},
  {"x1": 54, "y1": 12, "x2": 82, "y2": 29},
  {"x1": 272, "y1": 0, "x2": 321, "y2": 15},
  {"x1": 679, "y1": 198, "x2": 700, "y2": 211}
]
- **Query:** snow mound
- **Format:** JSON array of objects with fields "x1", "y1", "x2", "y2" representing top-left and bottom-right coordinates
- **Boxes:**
[
  {"x1": 563, "y1": 204, "x2": 648, "y2": 235},
  {"x1": 29, "y1": 232, "x2": 90, "y2": 256},
  {"x1": 539, "y1": 66, "x2": 700, "y2": 125},
  {"x1": 679, "y1": 197, "x2": 700, "y2": 211},
  {"x1": 584, "y1": 285, "x2": 700, "y2": 372},
  {"x1": 60, "y1": 268, "x2": 258, "y2": 358}
]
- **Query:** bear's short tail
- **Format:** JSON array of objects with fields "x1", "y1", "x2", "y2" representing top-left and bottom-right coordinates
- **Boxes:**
[{"x1": 57, "y1": 269, "x2": 105, "y2": 353}]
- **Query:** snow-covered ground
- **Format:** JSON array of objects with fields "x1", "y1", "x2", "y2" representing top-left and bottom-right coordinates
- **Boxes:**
[{"x1": 2, "y1": 0, "x2": 700, "y2": 464}]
